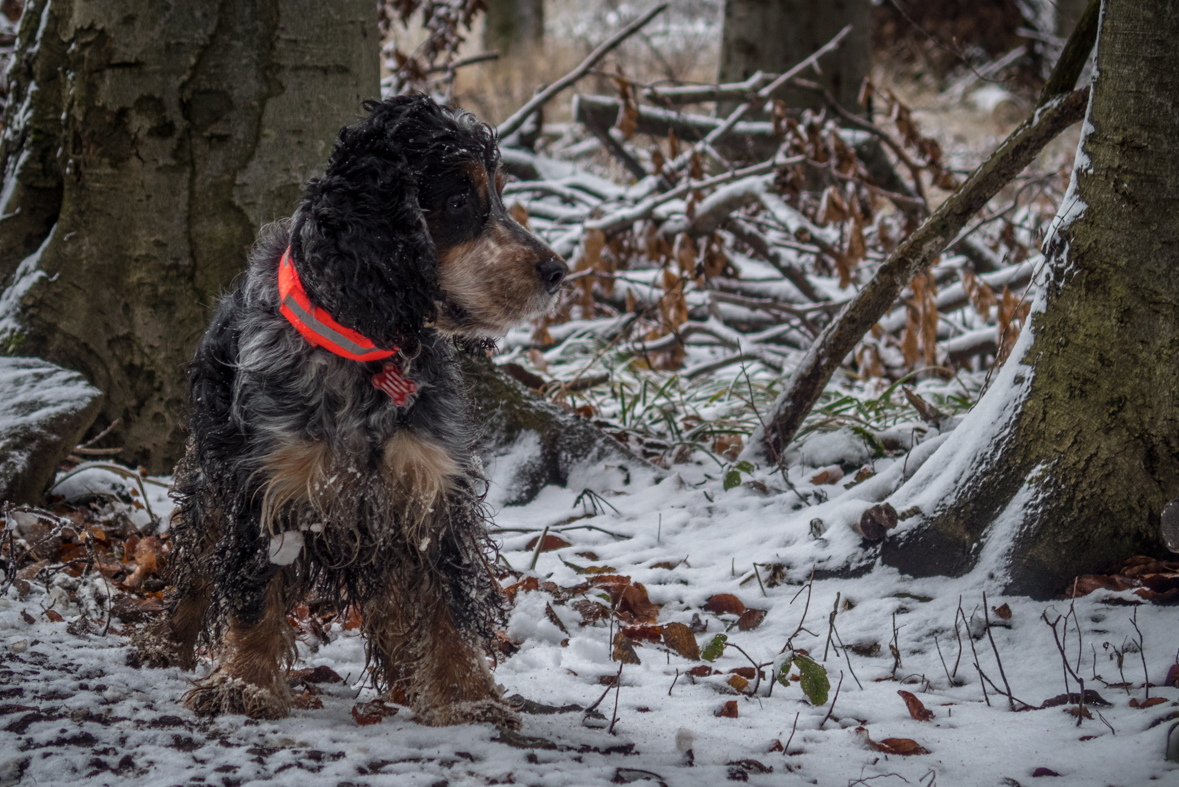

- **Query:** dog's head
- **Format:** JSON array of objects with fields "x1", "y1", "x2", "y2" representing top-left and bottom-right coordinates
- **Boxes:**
[{"x1": 290, "y1": 94, "x2": 566, "y2": 354}]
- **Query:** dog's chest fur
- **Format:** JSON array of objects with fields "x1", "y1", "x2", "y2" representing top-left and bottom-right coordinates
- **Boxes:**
[{"x1": 200, "y1": 245, "x2": 478, "y2": 560}]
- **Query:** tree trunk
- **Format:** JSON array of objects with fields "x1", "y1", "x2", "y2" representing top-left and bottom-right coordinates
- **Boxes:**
[
  {"x1": 482, "y1": 0, "x2": 544, "y2": 60},
  {"x1": 717, "y1": 0, "x2": 871, "y2": 113},
  {"x1": 880, "y1": 0, "x2": 1179, "y2": 598},
  {"x1": 0, "y1": 0, "x2": 379, "y2": 472}
]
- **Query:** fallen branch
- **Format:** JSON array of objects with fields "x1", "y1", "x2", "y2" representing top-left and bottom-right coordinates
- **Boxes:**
[
  {"x1": 758, "y1": 85, "x2": 1090, "y2": 459},
  {"x1": 497, "y1": 3, "x2": 668, "y2": 139}
]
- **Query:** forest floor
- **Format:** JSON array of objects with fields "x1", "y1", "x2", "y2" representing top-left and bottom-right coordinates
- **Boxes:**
[{"x1": 1, "y1": 440, "x2": 1177, "y2": 787}]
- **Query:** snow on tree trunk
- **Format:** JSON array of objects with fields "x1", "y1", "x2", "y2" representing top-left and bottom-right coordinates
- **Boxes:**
[
  {"x1": 0, "y1": 0, "x2": 380, "y2": 472},
  {"x1": 880, "y1": 0, "x2": 1179, "y2": 598}
]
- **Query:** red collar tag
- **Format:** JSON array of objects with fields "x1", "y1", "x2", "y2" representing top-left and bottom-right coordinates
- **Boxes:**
[
  {"x1": 372, "y1": 362, "x2": 419, "y2": 407},
  {"x1": 278, "y1": 247, "x2": 415, "y2": 404}
]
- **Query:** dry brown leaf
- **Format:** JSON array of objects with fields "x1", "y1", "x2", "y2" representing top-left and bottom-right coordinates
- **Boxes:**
[
  {"x1": 44, "y1": 609, "x2": 64, "y2": 623},
  {"x1": 898, "y1": 690, "x2": 934, "y2": 721},
  {"x1": 661, "y1": 622, "x2": 700, "y2": 660},
  {"x1": 1129, "y1": 696, "x2": 1167, "y2": 709},
  {"x1": 688, "y1": 665, "x2": 714, "y2": 677},
  {"x1": 703, "y1": 594, "x2": 746, "y2": 616},
  {"x1": 713, "y1": 434, "x2": 743, "y2": 461},
  {"x1": 547, "y1": 603, "x2": 571, "y2": 637},
  {"x1": 737, "y1": 608, "x2": 766, "y2": 631},
  {"x1": 811, "y1": 467, "x2": 844, "y2": 485},
  {"x1": 900, "y1": 303, "x2": 920, "y2": 367},
  {"x1": 617, "y1": 583, "x2": 660, "y2": 624},
  {"x1": 524, "y1": 534, "x2": 572, "y2": 552},
  {"x1": 718, "y1": 700, "x2": 739, "y2": 718},
  {"x1": 992, "y1": 603, "x2": 1013, "y2": 620},
  {"x1": 1164, "y1": 663, "x2": 1179, "y2": 688},
  {"x1": 873, "y1": 736, "x2": 929, "y2": 755},
  {"x1": 503, "y1": 576, "x2": 539, "y2": 603},
  {"x1": 612, "y1": 632, "x2": 641, "y2": 664},
  {"x1": 728, "y1": 674, "x2": 749, "y2": 692},
  {"x1": 621, "y1": 624, "x2": 662, "y2": 644},
  {"x1": 341, "y1": 605, "x2": 363, "y2": 631}
]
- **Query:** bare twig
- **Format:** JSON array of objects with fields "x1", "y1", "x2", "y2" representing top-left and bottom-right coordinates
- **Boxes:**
[
  {"x1": 819, "y1": 671, "x2": 844, "y2": 728},
  {"x1": 982, "y1": 591, "x2": 1019, "y2": 710},
  {"x1": 1129, "y1": 607, "x2": 1150, "y2": 703}
]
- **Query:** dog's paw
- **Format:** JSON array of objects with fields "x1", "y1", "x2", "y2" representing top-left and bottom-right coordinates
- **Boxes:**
[
  {"x1": 183, "y1": 672, "x2": 290, "y2": 720},
  {"x1": 415, "y1": 699, "x2": 522, "y2": 729}
]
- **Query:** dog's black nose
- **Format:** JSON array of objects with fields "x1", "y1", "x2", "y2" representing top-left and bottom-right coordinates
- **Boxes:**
[{"x1": 537, "y1": 256, "x2": 567, "y2": 294}]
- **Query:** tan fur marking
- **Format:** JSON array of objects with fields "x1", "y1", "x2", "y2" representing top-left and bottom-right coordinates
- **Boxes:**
[
  {"x1": 383, "y1": 431, "x2": 459, "y2": 548},
  {"x1": 184, "y1": 578, "x2": 294, "y2": 719},
  {"x1": 259, "y1": 439, "x2": 333, "y2": 534},
  {"x1": 436, "y1": 223, "x2": 557, "y2": 336},
  {"x1": 409, "y1": 593, "x2": 519, "y2": 728}
]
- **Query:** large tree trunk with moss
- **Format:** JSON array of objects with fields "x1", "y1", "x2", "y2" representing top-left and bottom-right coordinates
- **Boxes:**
[
  {"x1": 717, "y1": 0, "x2": 871, "y2": 113},
  {"x1": 880, "y1": 0, "x2": 1179, "y2": 598},
  {"x1": 0, "y1": 0, "x2": 379, "y2": 472}
]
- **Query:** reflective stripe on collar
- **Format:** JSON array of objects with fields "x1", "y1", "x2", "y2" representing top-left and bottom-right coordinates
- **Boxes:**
[{"x1": 276, "y1": 247, "x2": 397, "y2": 363}]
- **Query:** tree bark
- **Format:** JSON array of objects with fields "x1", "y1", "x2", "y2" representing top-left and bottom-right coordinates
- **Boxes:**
[
  {"x1": 881, "y1": 0, "x2": 1179, "y2": 597},
  {"x1": 0, "y1": 0, "x2": 379, "y2": 472},
  {"x1": 717, "y1": 0, "x2": 871, "y2": 113}
]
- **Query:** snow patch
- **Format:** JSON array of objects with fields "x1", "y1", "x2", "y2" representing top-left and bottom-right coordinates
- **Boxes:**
[
  {"x1": 268, "y1": 530, "x2": 304, "y2": 565},
  {"x1": 0, "y1": 224, "x2": 54, "y2": 343}
]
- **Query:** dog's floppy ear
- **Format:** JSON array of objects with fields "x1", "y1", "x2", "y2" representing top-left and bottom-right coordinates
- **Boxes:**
[{"x1": 290, "y1": 106, "x2": 439, "y2": 357}]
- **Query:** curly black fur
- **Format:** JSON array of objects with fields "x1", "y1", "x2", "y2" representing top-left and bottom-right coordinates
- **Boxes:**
[{"x1": 135, "y1": 95, "x2": 565, "y2": 725}]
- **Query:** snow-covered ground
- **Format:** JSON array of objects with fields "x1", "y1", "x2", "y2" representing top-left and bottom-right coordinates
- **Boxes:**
[{"x1": 2, "y1": 452, "x2": 1177, "y2": 787}]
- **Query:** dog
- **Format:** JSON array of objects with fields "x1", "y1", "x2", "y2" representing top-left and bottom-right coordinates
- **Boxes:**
[{"x1": 131, "y1": 95, "x2": 566, "y2": 728}]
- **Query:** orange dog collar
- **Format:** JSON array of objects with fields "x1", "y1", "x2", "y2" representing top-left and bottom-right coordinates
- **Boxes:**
[
  {"x1": 277, "y1": 247, "x2": 418, "y2": 406},
  {"x1": 277, "y1": 247, "x2": 397, "y2": 363}
]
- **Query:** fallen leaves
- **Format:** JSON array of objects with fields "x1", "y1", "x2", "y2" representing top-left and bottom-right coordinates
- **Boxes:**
[
  {"x1": 898, "y1": 690, "x2": 934, "y2": 721},
  {"x1": 524, "y1": 534, "x2": 572, "y2": 552},
  {"x1": 718, "y1": 700, "x2": 739, "y2": 718},
  {"x1": 736, "y1": 608, "x2": 765, "y2": 631},
  {"x1": 1129, "y1": 696, "x2": 1167, "y2": 709},
  {"x1": 857, "y1": 727, "x2": 930, "y2": 755},
  {"x1": 1067, "y1": 555, "x2": 1179, "y2": 604},
  {"x1": 612, "y1": 632, "x2": 641, "y2": 665},
  {"x1": 703, "y1": 593, "x2": 745, "y2": 615},
  {"x1": 660, "y1": 622, "x2": 700, "y2": 660}
]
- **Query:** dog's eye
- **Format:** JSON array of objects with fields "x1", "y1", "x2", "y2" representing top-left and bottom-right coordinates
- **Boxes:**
[{"x1": 446, "y1": 193, "x2": 469, "y2": 212}]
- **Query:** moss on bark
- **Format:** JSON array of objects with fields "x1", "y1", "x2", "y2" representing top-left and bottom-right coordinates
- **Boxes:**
[
  {"x1": 882, "y1": 0, "x2": 1179, "y2": 598},
  {"x1": 0, "y1": 0, "x2": 379, "y2": 472}
]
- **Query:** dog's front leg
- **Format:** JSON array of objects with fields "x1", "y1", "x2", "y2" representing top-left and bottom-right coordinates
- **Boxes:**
[
  {"x1": 409, "y1": 588, "x2": 520, "y2": 729},
  {"x1": 184, "y1": 573, "x2": 295, "y2": 720}
]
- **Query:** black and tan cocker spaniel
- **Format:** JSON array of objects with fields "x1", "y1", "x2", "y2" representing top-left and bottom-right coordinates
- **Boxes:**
[{"x1": 131, "y1": 95, "x2": 566, "y2": 728}]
